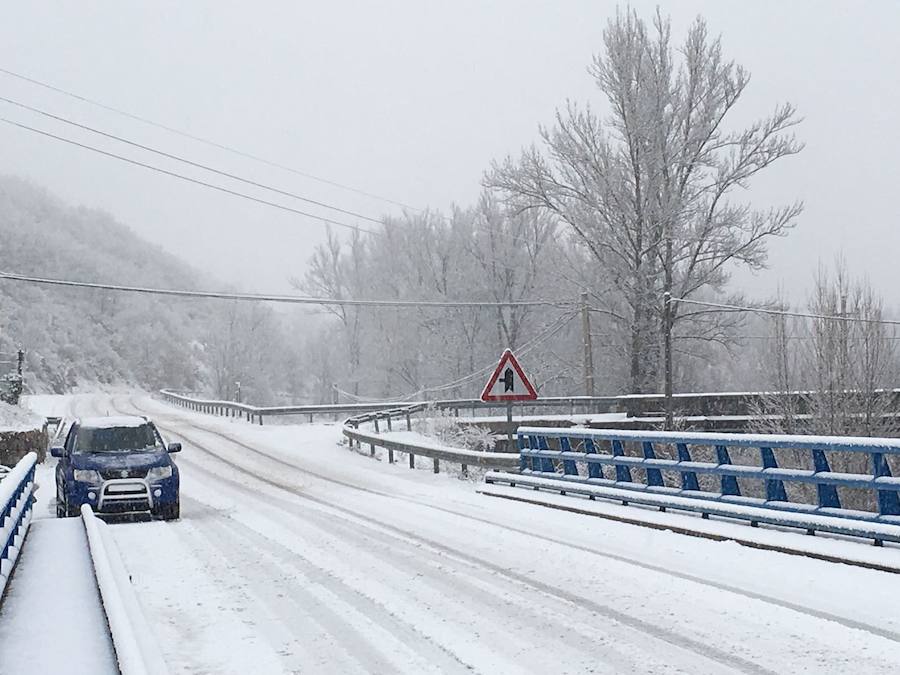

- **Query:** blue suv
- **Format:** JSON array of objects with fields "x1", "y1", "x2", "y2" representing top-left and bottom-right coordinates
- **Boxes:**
[{"x1": 52, "y1": 416, "x2": 181, "y2": 520}]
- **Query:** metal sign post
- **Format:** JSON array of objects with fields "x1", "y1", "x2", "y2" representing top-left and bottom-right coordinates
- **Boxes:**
[{"x1": 506, "y1": 401, "x2": 514, "y2": 452}]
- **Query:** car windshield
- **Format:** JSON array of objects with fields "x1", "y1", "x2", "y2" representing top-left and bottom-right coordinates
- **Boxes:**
[{"x1": 74, "y1": 424, "x2": 162, "y2": 454}]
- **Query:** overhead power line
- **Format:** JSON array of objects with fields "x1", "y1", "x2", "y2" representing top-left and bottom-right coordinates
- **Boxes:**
[
  {"x1": 421, "y1": 311, "x2": 577, "y2": 393},
  {"x1": 336, "y1": 310, "x2": 578, "y2": 402},
  {"x1": 0, "y1": 95, "x2": 384, "y2": 226},
  {"x1": 0, "y1": 270, "x2": 571, "y2": 308},
  {"x1": 672, "y1": 297, "x2": 900, "y2": 327},
  {"x1": 0, "y1": 72, "x2": 570, "y2": 261},
  {"x1": 0, "y1": 117, "x2": 374, "y2": 236},
  {"x1": 0, "y1": 69, "x2": 613, "y2": 288},
  {"x1": 0, "y1": 67, "x2": 561, "y2": 255},
  {"x1": 0, "y1": 66, "x2": 421, "y2": 213},
  {"x1": 0, "y1": 110, "x2": 584, "y2": 300},
  {"x1": 685, "y1": 335, "x2": 900, "y2": 341}
]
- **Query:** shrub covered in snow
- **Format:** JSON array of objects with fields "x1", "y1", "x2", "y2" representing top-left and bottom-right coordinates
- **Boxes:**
[{"x1": 414, "y1": 406, "x2": 496, "y2": 453}]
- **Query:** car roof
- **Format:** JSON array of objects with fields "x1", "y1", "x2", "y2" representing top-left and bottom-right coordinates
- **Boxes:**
[{"x1": 77, "y1": 415, "x2": 150, "y2": 430}]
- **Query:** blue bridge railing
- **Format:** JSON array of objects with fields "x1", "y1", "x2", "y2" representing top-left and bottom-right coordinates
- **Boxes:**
[
  {"x1": 1, "y1": 452, "x2": 38, "y2": 595},
  {"x1": 488, "y1": 427, "x2": 900, "y2": 543}
]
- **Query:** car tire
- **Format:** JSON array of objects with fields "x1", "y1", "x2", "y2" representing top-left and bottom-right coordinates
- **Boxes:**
[{"x1": 158, "y1": 500, "x2": 180, "y2": 521}]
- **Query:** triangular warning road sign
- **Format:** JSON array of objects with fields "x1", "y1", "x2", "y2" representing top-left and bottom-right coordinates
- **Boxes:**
[{"x1": 480, "y1": 349, "x2": 538, "y2": 402}]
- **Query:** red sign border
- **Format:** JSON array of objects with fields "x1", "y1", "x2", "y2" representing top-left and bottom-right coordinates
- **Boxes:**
[{"x1": 480, "y1": 348, "x2": 538, "y2": 402}]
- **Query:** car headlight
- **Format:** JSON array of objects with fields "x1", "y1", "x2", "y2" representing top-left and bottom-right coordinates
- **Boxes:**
[
  {"x1": 73, "y1": 469, "x2": 102, "y2": 483},
  {"x1": 147, "y1": 466, "x2": 173, "y2": 481}
]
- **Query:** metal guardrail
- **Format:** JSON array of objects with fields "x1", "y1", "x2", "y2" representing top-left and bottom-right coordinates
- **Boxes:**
[
  {"x1": 159, "y1": 390, "x2": 519, "y2": 476},
  {"x1": 343, "y1": 424, "x2": 519, "y2": 475},
  {"x1": 342, "y1": 406, "x2": 519, "y2": 475},
  {"x1": 486, "y1": 427, "x2": 900, "y2": 544},
  {"x1": 1, "y1": 452, "x2": 37, "y2": 597},
  {"x1": 430, "y1": 396, "x2": 624, "y2": 416},
  {"x1": 159, "y1": 390, "x2": 413, "y2": 424},
  {"x1": 165, "y1": 387, "x2": 900, "y2": 424},
  {"x1": 159, "y1": 390, "x2": 632, "y2": 426}
]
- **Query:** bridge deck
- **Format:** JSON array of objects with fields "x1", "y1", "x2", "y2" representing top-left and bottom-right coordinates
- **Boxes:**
[{"x1": 0, "y1": 518, "x2": 116, "y2": 674}]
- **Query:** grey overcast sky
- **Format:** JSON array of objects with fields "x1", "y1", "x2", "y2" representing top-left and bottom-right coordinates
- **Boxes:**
[{"x1": 1, "y1": 1, "x2": 898, "y2": 301}]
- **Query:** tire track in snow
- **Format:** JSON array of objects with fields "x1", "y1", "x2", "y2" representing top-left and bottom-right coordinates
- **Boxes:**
[
  {"x1": 85, "y1": 395, "x2": 483, "y2": 673},
  {"x1": 176, "y1": 500, "x2": 450, "y2": 675},
  {"x1": 175, "y1": 458, "x2": 662, "y2": 675},
  {"x1": 125, "y1": 395, "x2": 900, "y2": 646},
  {"x1": 80, "y1": 394, "x2": 408, "y2": 673}
]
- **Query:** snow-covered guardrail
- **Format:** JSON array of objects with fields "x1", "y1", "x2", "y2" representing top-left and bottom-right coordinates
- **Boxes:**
[
  {"x1": 81, "y1": 505, "x2": 169, "y2": 675},
  {"x1": 159, "y1": 389, "x2": 412, "y2": 425},
  {"x1": 486, "y1": 427, "x2": 900, "y2": 544},
  {"x1": 0, "y1": 452, "x2": 37, "y2": 597},
  {"x1": 159, "y1": 390, "x2": 636, "y2": 425},
  {"x1": 343, "y1": 407, "x2": 519, "y2": 475}
]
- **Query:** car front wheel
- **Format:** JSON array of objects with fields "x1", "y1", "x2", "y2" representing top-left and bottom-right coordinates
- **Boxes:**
[{"x1": 157, "y1": 500, "x2": 180, "y2": 521}]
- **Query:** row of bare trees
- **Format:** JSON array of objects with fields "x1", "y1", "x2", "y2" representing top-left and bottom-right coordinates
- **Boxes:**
[
  {"x1": 752, "y1": 261, "x2": 898, "y2": 438},
  {"x1": 296, "y1": 197, "x2": 586, "y2": 400},
  {"x1": 298, "y1": 8, "x2": 811, "y2": 405},
  {"x1": 487, "y1": 10, "x2": 803, "y2": 401},
  {"x1": 293, "y1": 8, "x2": 899, "y2": 439}
]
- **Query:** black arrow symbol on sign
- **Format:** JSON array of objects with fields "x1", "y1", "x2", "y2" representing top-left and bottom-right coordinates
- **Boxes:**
[{"x1": 503, "y1": 367, "x2": 514, "y2": 392}]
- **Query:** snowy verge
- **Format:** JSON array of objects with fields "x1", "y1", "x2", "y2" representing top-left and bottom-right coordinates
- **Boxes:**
[
  {"x1": 81, "y1": 505, "x2": 169, "y2": 675},
  {"x1": 478, "y1": 481, "x2": 900, "y2": 570},
  {"x1": 0, "y1": 452, "x2": 37, "y2": 596},
  {"x1": 484, "y1": 471, "x2": 900, "y2": 549}
]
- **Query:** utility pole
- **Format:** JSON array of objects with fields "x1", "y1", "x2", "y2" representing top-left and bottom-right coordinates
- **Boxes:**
[
  {"x1": 663, "y1": 292, "x2": 674, "y2": 431},
  {"x1": 581, "y1": 292, "x2": 595, "y2": 397}
]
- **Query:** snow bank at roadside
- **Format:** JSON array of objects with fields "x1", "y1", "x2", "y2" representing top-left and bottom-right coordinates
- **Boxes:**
[
  {"x1": 82, "y1": 505, "x2": 170, "y2": 675},
  {"x1": 0, "y1": 400, "x2": 44, "y2": 432}
]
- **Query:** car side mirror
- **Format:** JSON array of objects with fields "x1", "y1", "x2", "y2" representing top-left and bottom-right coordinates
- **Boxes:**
[
  {"x1": 50, "y1": 446, "x2": 65, "y2": 458},
  {"x1": 167, "y1": 442, "x2": 182, "y2": 453}
]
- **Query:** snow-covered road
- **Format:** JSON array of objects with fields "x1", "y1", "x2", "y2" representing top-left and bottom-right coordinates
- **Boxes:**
[{"x1": 54, "y1": 394, "x2": 900, "y2": 673}]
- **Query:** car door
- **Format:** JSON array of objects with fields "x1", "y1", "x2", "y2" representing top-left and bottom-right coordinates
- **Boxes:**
[{"x1": 55, "y1": 422, "x2": 76, "y2": 502}]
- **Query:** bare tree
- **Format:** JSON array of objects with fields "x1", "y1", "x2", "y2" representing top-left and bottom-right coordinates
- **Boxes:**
[
  {"x1": 205, "y1": 301, "x2": 284, "y2": 404},
  {"x1": 466, "y1": 192, "x2": 559, "y2": 352},
  {"x1": 753, "y1": 261, "x2": 898, "y2": 439},
  {"x1": 749, "y1": 293, "x2": 802, "y2": 435},
  {"x1": 806, "y1": 262, "x2": 898, "y2": 438},
  {"x1": 486, "y1": 9, "x2": 803, "y2": 410},
  {"x1": 297, "y1": 228, "x2": 367, "y2": 396}
]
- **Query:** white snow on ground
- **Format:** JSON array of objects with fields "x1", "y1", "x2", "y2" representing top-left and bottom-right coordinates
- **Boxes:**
[
  {"x1": 0, "y1": 518, "x2": 118, "y2": 674},
  {"x1": 479, "y1": 479, "x2": 900, "y2": 569},
  {"x1": 0, "y1": 401, "x2": 44, "y2": 433},
  {"x1": 104, "y1": 392, "x2": 900, "y2": 674},
  {"x1": 9, "y1": 393, "x2": 900, "y2": 674},
  {"x1": 19, "y1": 394, "x2": 71, "y2": 421}
]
